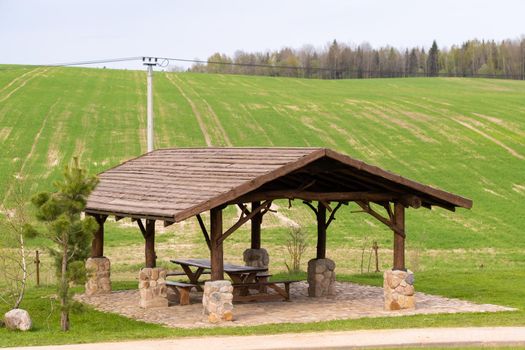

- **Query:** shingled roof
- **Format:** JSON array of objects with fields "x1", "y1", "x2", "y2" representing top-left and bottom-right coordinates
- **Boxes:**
[{"x1": 84, "y1": 147, "x2": 472, "y2": 222}]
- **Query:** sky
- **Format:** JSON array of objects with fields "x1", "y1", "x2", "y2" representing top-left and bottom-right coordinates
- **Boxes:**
[{"x1": 1, "y1": 0, "x2": 524, "y2": 70}]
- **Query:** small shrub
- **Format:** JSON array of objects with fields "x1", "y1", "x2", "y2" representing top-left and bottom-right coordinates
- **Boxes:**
[{"x1": 285, "y1": 225, "x2": 307, "y2": 274}]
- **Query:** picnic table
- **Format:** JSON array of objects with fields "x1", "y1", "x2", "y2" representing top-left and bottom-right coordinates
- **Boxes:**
[
  {"x1": 168, "y1": 258, "x2": 297, "y2": 305},
  {"x1": 170, "y1": 258, "x2": 268, "y2": 289}
]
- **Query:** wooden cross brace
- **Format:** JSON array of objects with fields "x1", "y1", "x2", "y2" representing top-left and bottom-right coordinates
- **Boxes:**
[
  {"x1": 355, "y1": 201, "x2": 405, "y2": 237},
  {"x1": 196, "y1": 201, "x2": 274, "y2": 250},
  {"x1": 304, "y1": 200, "x2": 347, "y2": 229}
]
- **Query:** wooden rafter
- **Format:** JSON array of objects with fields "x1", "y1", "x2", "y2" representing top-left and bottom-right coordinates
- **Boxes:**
[
  {"x1": 298, "y1": 179, "x2": 317, "y2": 191},
  {"x1": 298, "y1": 167, "x2": 375, "y2": 191},
  {"x1": 275, "y1": 176, "x2": 304, "y2": 188},
  {"x1": 329, "y1": 171, "x2": 376, "y2": 190},
  {"x1": 338, "y1": 168, "x2": 402, "y2": 193}
]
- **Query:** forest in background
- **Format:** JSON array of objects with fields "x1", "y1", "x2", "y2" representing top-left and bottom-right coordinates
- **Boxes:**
[{"x1": 190, "y1": 38, "x2": 525, "y2": 80}]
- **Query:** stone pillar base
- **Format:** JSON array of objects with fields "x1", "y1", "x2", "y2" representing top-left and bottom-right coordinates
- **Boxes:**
[
  {"x1": 307, "y1": 258, "x2": 336, "y2": 297},
  {"x1": 243, "y1": 248, "x2": 269, "y2": 268},
  {"x1": 139, "y1": 267, "x2": 168, "y2": 308},
  {"x1": 85, "y1": 257, "x2": 111, "y2": 295},
  {"x1": 384, "y1": 269, "x2": 416, "y2": 310},
  {"x1": 202, "y1": 280, "x2": 234, "y2": 323}
]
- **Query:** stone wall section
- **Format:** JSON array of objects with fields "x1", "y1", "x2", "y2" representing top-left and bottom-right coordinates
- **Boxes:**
[
  {"x1": 307, "y1": 258, "x2": 336, "y2": 297},
  {"x1": 202, "y1": 280, "x2": 234, "y2": 323},
  {"x1": 139, "y1": 267, "x2": 168, "y2": 308},
  {"x1": 85, "y1": 257, "x2": 111, "y2": 295},
  {"x1": 384, "y1": 269, "x2": 416, "y2": 310}
]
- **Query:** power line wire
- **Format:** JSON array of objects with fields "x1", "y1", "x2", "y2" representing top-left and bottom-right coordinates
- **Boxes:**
[
  {"x1": 1, "y1": 56, "x2": 523, "y2": 80},
  {"x1": 46, "y1": 56, "x2": 143, "y2": 67}
]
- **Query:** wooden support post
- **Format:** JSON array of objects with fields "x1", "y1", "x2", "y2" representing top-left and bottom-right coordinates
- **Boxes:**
[
  {"x1": 91, "y1": 215, "x2": 107, "y2": 258},
  {"x1": 145, "y1": 219, "x2": 156, "y2": 268},
  {"x1": 316, "y1": 201, "x2": 327, "y2": 259},
  {"x1": 393, "y1": 202, "x2": 405, "y2": 271},
  {"x1": 210, "y1": 207, "x2": 224, "y2": 280},
  {"x1": 251, "y1": 201, "x2": 262, "y2": 249}
]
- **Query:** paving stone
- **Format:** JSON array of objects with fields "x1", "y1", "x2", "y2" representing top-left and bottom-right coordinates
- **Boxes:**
[{"x1": 75, "y1": 281, "x2": 515, "y2": 329}]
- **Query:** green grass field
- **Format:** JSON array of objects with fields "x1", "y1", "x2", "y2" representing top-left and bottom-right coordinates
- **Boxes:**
[{"x1": 1, "y1": 65, "x2": 524, "y2": 346}]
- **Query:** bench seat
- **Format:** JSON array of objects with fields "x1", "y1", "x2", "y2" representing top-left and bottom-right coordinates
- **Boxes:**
[
  {"x1": 231, "y1": 280, "x2": 300, "y2": 302},
  {"x1": 165, "y1": 281, "x2": 198, "y2": 305},
  {"x1": 166, "y1": 271, "x2": 211, "y2": 277}
]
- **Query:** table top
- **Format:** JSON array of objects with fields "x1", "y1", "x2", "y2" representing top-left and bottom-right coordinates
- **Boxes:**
[{"x1": 171, "y1": 258, "x2": 267, "y2": 273}]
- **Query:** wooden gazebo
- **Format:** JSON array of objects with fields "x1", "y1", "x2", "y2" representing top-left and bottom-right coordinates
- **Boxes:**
[{"x1": 84, "y1": 147, "x2": 472, "y2": 281}]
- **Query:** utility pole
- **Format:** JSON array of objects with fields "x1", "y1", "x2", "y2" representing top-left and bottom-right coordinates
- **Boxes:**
[{"x1": 143, "y1": 57, "x2": 158, "y2": 152}]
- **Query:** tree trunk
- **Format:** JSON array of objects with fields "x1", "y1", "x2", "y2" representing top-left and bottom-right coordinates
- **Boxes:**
[
  {"x1": 13, "y1": 232, "x2": 27, "y2": 309},
  {"x1": 60, "y1": 234, "x2": 69, "y2": 331},
  {"x1": 60, "y1": 310, "x2": 70, "y2": 331}
]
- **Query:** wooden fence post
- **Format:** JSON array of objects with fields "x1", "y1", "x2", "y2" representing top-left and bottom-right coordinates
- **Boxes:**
[{"x1": 35, "y1": 250, "x2": 40, "y2": 286}]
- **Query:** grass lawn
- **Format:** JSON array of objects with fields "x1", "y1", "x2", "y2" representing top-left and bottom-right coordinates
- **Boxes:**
[{"x1": 1, "y1": 67, "x2": 525, "y2": 347}]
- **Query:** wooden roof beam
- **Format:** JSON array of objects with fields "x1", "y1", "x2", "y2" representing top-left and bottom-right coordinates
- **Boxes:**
[
  {"x1": 294, "y1": 167, "x2": 375, "y2": 191},
  {"x1": 338, "y1": 168, "x2": 402, "y2": 193},
  {"x1": 85, "y1": 209, "x2": 174, "y2": 223},
  {"x1": 230, "y1": 190, "x2": 401, "y2": 204},
  {"x1": 317, "y1": 172, "x2": 373, "y2": 191}
]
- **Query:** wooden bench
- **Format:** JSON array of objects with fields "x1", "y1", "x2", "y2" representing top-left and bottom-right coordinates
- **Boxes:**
[
  {"x1": 255, "y1": 272, "x2": 272, "y2": 279},
  {"x1": 165, "y1": 281, "x2": 198, "y2": 305},
  {"x1": 232, "y1": 280, "x2": 299, "y2": 303}
]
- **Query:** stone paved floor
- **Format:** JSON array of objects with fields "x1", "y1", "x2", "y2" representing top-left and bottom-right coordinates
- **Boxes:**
[{"x1": 75, "y1": 281, "x2": 515, "y2": 328}]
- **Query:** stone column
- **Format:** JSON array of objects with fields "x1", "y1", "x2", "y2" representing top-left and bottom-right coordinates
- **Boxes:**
[
  {"x1": 138, "y1": 267, "x2": 168, "y2": 308},
  {"x1": 202, "y1": 280, "x2": 234, "y2": 323},
  {"x1": 243, "y1": 248, "x2": 269, "y2": 268},
  {"x1": 307, "y1": 258, "x2": 336, "y2": 297},
  {"x1": 85, "y1": 257, "x2": 111, "y2": 295},
  {"x1": 384, "y1": 269, "x2": 416, "y2": 310}
]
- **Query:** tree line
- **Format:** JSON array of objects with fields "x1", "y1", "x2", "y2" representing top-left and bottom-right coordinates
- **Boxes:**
[{"x1": 190, "y1": 38, "x2": 525, "y2": 80}]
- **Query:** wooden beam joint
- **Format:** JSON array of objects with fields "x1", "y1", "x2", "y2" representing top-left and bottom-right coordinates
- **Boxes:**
[{"x1": 355, "y1": 201, "x2": 405, "y2": 238}]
